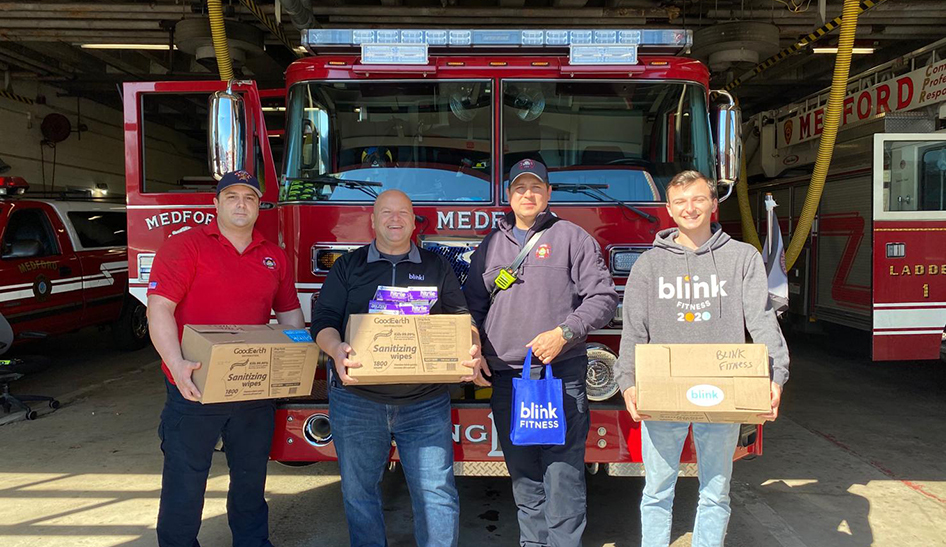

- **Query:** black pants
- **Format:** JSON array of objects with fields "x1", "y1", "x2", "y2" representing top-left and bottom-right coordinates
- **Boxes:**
[
  {"x1": 491, "y1": 356, "x2": 591, "y2": 547},
  {"x1": 156, "y1": 379, "x2": 276, "y2": 547}
]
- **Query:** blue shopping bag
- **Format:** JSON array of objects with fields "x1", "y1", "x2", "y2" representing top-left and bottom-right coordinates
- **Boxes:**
[{"x1": 510, "y1": 351, "x2": 566, "y2": 446}]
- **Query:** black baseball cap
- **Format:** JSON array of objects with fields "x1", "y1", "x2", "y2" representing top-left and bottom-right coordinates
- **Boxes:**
[
  {"x1": 508, "y1": 158, "x2": 549, "y2": 187},
  {"x1": 216, "y1": 170, "x2": 262, "y2": 197}
]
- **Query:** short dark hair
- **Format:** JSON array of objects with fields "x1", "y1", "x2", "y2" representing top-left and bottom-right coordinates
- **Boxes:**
[{"x1": 667, "y1": 170, "x2": 717, "y2": 200}]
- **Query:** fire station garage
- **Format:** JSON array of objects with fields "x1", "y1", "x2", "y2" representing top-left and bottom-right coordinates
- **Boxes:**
[{"x1": 0, "y1": 1, "x2": 944, "y2": 546}]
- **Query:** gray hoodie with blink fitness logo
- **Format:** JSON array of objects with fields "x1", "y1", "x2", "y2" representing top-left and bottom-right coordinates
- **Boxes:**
[{"x1": 614, "y1": 224, "x2": 790, "y2": 392}]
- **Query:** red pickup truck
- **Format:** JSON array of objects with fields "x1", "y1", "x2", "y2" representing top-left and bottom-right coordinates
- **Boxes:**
[{"x1": 0, "y1": 176, "x2": 148, "y2": 354}]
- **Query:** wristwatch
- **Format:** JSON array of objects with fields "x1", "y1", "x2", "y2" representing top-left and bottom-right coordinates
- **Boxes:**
[{"x1": 559, "y1": 324, "x2": 574, "y2": 342}]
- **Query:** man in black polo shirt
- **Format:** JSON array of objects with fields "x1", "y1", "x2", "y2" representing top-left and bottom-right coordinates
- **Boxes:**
[{"x1": 310, "y1": 189, "x2": 485, "y2": 547}]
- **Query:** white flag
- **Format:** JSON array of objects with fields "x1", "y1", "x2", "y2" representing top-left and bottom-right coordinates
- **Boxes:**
[{"x1": 763, "y1": 194, "x2": 789, "y2": 315}]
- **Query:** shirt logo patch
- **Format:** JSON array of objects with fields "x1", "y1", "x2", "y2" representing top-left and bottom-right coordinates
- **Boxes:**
[
  {"x1": 535, "y1": 244, "x2": 551, "y2": 259},
  {"x1": 148, "y1": 281, "x2": 158, "y2": 289},
  {"x1": 409, "y1": 273, "x2": 425, "y2": 281},
  {"x1": 263, "y1": 257, "x2": 276, "y2": 270}
]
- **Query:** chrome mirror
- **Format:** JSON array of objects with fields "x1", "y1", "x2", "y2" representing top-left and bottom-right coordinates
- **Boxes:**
[
  {"x1": 711, "y1": 90, "x2": 742, "y2": 202},
  {"x1": 208, "y1": 81, "x2": 246, "y2": 181}
]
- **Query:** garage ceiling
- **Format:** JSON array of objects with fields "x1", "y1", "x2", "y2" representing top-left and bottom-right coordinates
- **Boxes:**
[{"x1": 0, "y1": 0, "x2": 943, "y2": 116}]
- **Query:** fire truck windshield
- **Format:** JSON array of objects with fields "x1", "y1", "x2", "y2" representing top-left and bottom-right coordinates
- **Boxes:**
[
  {"x1": 281, "y1": 80, "x2": 492, "y2": 203},
  {"x1": 503, "y1": 81, "x2": 713, "y2": 203}
]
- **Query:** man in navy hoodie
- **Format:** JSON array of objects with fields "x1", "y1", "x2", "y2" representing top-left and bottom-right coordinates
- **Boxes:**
[
  {"x1": 465, "y1": 158, "x2": 618, "y2": 547},
  {"x1": 615, "y1": 170, "x2": 790, "y2": 547}
]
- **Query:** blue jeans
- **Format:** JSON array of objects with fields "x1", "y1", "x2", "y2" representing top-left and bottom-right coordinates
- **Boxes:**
[
  {"x1": 329, "y1": 384, "x2": 459, "y2": 547},
  {"x1": 640, "y1": 421, "x2": 741, "y2": 547}
]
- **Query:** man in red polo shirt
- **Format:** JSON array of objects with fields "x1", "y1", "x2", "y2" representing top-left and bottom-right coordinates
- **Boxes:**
[{"x1": 146, "y1": 170, "x2": 304, "y2": 547}]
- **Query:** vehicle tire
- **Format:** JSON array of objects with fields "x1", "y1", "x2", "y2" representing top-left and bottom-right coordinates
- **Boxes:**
[
  {"x1": 49, "y1": 400, "x2": 60, "y2": 410},
  {"x1": 113, "y1": 297, "x2": 149, "y2": 351},
  {"x1": 25, "y1": 410, "x2": 37, "y2": 420}
]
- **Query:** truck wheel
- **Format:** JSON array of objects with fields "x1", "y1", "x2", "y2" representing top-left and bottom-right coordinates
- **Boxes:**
[{"x1": 114, "y1": 297, "x2": 149, "y2": 351}]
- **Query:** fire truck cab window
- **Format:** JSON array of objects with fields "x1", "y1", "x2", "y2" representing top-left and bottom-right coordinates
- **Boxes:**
[
  {"x1": 139, "y1": 93, "x2": 216, "y2": 194},
  {"x1": 281, "y1": 81, "x2": 492, "y2": 203},
  {"x1": 1, "y1": 208, "x2": 60, "y2": 260},
  {"x1": 502, "y1": 81, "x2": 713, "y2": 203},
  {"x1": 883, "y1": 141, "x2": 946, "y2": 212}
]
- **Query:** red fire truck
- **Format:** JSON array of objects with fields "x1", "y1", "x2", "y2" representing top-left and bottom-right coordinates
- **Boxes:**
[
  {"x1": 738, "y1": 37, "x2": 946, "y2": 362},
  {"x1": 123, "y1": 28, "x2": 760, "y2": 475}
]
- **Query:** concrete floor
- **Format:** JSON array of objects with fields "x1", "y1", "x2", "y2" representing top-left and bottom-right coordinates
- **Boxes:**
[{"x1": 0, "y1": 328, "x2": 944, "y2": 547}]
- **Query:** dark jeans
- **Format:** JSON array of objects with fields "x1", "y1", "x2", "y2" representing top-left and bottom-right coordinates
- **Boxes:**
[
  {"x1": 329, "y1": 382, "x2": 460, "y2": 547},
  {"x1": 156, "y1": 379, "x2": 275, "y2": 547},
  {"x1": 491, "y1": 357, "x2": 591, "y2": 547}
]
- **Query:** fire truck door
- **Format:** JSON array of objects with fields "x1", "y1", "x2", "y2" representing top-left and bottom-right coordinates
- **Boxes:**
[
  {"x1": 123, "y1": 81, "x2": 278, "y2": 306},
  {"x1": 871, "y1": 133, "x2": 946, "y2": 361},
  {"x1": 0, "y1": 204, "x2": 83, "y2": 338}
]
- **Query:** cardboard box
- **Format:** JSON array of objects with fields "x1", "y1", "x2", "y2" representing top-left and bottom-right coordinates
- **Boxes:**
[
  {"x1": 345, "y1": 313, "x2": 472, "y2": 385},
  {"x1": 182, "y1": 325, "x2": 319, "y2": 404},
  {"x1": 635, "y1": 344, "x2": 771, "y2": 424}
]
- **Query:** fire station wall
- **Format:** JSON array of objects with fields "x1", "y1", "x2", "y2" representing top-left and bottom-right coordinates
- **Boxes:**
[{"x1": 0, "y1": 81, "x2": 204, "y2": 195}]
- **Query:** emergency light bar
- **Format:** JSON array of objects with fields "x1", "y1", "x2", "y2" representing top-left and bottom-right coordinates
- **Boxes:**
[
  {"x1": 0, "y1": 176, "x2": 29, "y2": 196},
  {"x1": 301, "y1": 28, "x2": 692, "y2": 63}
]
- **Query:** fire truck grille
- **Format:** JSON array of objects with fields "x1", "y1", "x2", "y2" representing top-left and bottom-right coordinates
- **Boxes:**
[{"x1": 421, "y1": 240, "x2": 479, "y2": 287}]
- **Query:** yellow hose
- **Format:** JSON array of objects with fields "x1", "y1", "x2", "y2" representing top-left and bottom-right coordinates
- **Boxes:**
[
  {"x1": 736, "y1": 152, "x2": 762, "y2": 252},
  {"x1": 207, "y1": 0, "x2": 234, "y2": 82},
  {"x1": 784, "y1": 0, "x2": 860, "y2": 269}
]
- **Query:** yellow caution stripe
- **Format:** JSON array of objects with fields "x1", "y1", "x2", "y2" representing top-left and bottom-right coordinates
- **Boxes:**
[
  {"x1": 725, "y1": 0, "x2": 888, "y2": 91},
  {"x1": 0, "y1": 89, "x2": 35, "y2": 105},
  {"x1": 238, "y1": 0, "x2": 303, "y2": 58}
]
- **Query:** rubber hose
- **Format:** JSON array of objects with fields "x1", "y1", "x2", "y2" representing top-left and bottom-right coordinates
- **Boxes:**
[
  {"x1": 784, "y1": 0, "x2": 860, "y2": 270},
  {"x1": 207, "y1": 0, "x2": 234, "y2": 82},
  {"x1": 735, "y1": 152, "x2": 762, "y2": 252}
]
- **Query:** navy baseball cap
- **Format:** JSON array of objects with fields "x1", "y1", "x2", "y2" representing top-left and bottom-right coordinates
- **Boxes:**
[
  {"x1": 216, "y1": 170, "x2": 262, "y2": 197},
  {"x1": 508, "y1": 158, "x2": 549, "y2": 187}
]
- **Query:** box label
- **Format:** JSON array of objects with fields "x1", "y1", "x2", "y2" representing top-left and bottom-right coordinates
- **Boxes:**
[
  {"x1": 686, "y1": 384, "x2": 725, "y2": 407},
  {"x1": 282, "y1": 329, "x2": 313, "y2": 343}
]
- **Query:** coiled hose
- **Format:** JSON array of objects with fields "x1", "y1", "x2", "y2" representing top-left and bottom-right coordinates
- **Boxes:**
[
  {"x1": 784, "y1": 0, "x2": 860, "y2": 269},
  {"x1": 207, "y1": 0, "x2": 234, "y2": 82}
]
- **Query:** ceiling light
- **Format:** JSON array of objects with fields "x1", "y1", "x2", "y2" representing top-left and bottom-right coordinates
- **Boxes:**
[
  {"x1": 812, "y1": 47, "x2": 874, "y2": 54},
  {"x1": 262, "y1": 106, "x2": 286, "y2": 112},
  {"x1": 80, "y1": 44, "x2": 178, "y2": 51}
]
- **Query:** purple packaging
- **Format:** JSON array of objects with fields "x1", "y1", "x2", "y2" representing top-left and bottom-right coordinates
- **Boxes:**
[
  {"x1": 373, "y1": 285, "x2": 412, "y2": 302},
  {"x1": 368, "y1": 300, "x2": 401, "y2": 314},
  {"x1": 409, "y1": 286, "x2": 439, "y2": 301},
  {"x1": 397, "y1": 301, "x2": 432, "y2": 315}
]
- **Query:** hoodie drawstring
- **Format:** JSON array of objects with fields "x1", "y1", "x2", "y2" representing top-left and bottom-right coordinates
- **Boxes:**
[
  {"x1": 709, "y1": 245, "x2": 723, "y2": 318},
  {"x1": 683, "y1": 252, "x2": 693, "y2": 308}
]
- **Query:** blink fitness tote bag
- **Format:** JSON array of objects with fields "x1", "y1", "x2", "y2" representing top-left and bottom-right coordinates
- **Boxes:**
[{"x1": 510, "y1": 351, "x2": 566, "y2": 446}]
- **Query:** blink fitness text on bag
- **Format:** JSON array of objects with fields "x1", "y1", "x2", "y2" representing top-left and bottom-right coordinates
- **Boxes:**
[{"x1": 519, "y1": 402, "x2": 560, "y2": 429}]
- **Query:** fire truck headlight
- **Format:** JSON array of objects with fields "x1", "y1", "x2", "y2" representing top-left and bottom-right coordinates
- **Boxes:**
[
  {"x1": 312, "y1": 246, "x2": 360, "y2": 274},
  {"x1": 586, "y1": 344, "x2": 620, "y2": 402},
  {"x1": 610, "y1": 248, "x2": 644, "y2": 276}
]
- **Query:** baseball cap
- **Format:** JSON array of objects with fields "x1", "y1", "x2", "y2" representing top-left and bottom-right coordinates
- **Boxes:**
[
  {"x1": 508, "y1": 158, "x2": 549, "y2": 187},
  {"x1": 216, "y1": 170, "x2": 262, "y2": 197}
]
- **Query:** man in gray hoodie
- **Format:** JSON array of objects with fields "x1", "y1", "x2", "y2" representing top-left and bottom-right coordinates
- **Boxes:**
[
  {"x1": 615, "y1": 170, "x2": 789, "y2": 547},
  {"x1": 465, "y1": 158, "x2": 618, "y2": 547}
]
